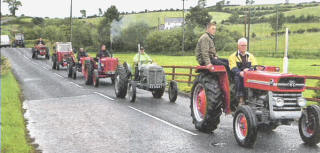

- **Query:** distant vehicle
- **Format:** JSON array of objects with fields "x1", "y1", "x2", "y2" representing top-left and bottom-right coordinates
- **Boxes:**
[
  {"x1": 12, "y1": 33, "x2": 25, "y2": 48},
  {"x1": 52, "y1": 42, "x2": 73, "y2": 70},
  {"x1": 0, "y1": 35, "x2": 11, "y2": 48}
]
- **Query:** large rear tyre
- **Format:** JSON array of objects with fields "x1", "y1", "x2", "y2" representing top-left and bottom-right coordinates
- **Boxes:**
[
  {"x1": 233, "y1": 105, "x2": 258, "y2": 148},
  {"x1": 190, "y1": 73, "x2": 223, "y2": 133},
  {"x1": 56, "y1": 63, "x2": 60, "y2": 70},
  {"x1": 85, "y1": 63, "x2": 93, "y2": 85},
  {"x1": 93, "y1": 69, "x2": 99, "y2": 87},
  {"x1": 114, "y1": 66, "x2": 128, "y2": 98},
  {"x1": 152, "y1": 87, "x2": 165, "y2": 98},
  {"x1": 52, "y1": 61, "x2": 56, "y2": 70},
  {"x1": 128, "y1": 81, "x2": 136, "y2": 103},
  {"x1": 67, "y1": 63, "x2": 73, "y2": 78},
  {"x1": 168, "y1": 80, "x2": 178, "y2": 103},
  {"x1": 299, "y1": 105, "x2": 320, "y2": 145},
  {"x1": 72, "y1": 66, "x2": 77, "y2": 79}
]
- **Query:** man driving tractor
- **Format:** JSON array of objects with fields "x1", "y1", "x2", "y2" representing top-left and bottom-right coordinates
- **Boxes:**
[
  {"x1": 35, "y1": 37, "x2": 46, "y2": 45},
  {"x1": 77, "y1": 48, "x2": 88, "y2": 61},
  {"x1": 228, "y1": 37, "x2": 262, "y2": 105},
  {"x1": 133, "y1": 47, "x2": 153, "y2": 80},
  {"x1": 96, "y1": 44, "x2": 112, "y2": 58}
]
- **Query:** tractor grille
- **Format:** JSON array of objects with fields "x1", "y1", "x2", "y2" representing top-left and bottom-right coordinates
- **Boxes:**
[
  {"x1": 272, "y1": 92, "x2": 302, "y2": 111},
  {"x1": 277, "y1": 77, "x2": 305, "y2": 90},
  {"x1": 148, "y1": 70, "x2": 163, "y2": 85}
]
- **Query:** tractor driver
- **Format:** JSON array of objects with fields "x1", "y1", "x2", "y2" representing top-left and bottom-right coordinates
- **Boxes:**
[
  {"x1": 77, "y1": 48, "x2": 88, "y2": 61},
  {"x1": 133, "y1": 47, "x2": 152, "y2": 80},
  {"x1": 195, "y1": 22, "x2": 229, "y2": 70},
  {"x1": 96, "y1": 44, "x2": 112, "y2": 58},
  {"x1": 133, "y1": 47, "x2": 152, "y2": 65},
  {"x1": 228, "y1": 38, "x2": 263, "y2": 105},
  {"x1": 35, "y1": 38, "x2": 46, "y2": 45}
]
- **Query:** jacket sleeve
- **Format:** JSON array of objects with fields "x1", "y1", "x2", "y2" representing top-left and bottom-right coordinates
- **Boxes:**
[
  {"x1": 228, "y1": 54, "x2": 241, "y2": 75},
  {"x1": 200, "y1": 38, "x2": 211, "y2": 66},
  {"x1": 133, "y1": 54, "x2": 138, "y2": 63},
  {"x1": 250, "y1": 54, "x2": 257, "y2": 66}
]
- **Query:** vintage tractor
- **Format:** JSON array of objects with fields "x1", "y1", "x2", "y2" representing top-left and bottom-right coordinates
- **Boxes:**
[
  {"x1": 190, "y1": 65, "x2": 320, "y2": 147},
  {"x1": 114, "y1": 55, "x2": 178, "y2": 103},
  {"x1": 69, "y1": 55, "x2": 119, "y2": 86},
  {"x1": 12, "y1": 33, "x2": 25, "y2": 48},
  {"x1": 52, "y1": 42, "x2": 74, "y2": 70},
  {"x1": 32, "y1": 44, "x2": 49, "y2": 59}
]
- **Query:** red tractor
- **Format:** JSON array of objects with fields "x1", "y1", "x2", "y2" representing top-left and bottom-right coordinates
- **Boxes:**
[
  {"x1": 32, "y1": 44, "x2": 49, "y2": 59},
  {"x1": 68, "y1": 56, "x2": 119, "y2": 86},
  {"x1": 191, "y1": 65, "x2": 320, "y2": 147},
  {"x1": 52, "y1": 42, "x2": 74, "y2": 70}
]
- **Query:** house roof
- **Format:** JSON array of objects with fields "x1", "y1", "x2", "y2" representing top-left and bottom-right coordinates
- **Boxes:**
[{"x1": 165, "y1": 17, "x2": 184, "y2": 23}]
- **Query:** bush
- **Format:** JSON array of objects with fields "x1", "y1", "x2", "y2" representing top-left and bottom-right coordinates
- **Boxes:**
[{"x1": 1, "y1": 56, "x2": 11, "y2": 75}]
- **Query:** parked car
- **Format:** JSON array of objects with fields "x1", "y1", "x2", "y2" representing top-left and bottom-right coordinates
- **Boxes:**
[{"x1": 0, "y1": 35, "x2": 11, "y2": 48}]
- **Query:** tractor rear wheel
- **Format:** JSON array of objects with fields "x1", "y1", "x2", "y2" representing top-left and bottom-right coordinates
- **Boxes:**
[
  {"x1": 190, "y1": 73, "x2": 223, "y2": 133},
  {"x1": 67, "y1": 63, "x2": 73, "y2": 78},
  {"x1": 233, "y1": 105, "x2": 258, "y2": 148},
  {"x1": 114, "y1": 66, "x2": 128, "y2": 98},
  {"x1": 52, "y1": 61, "x2": 56, "y2": 69},
  {"x1": 168, "y1": 80, "x2": 178, "y2": 103},
  {"x1": 72, "y1": 66, "x2": 77, "y2": 79},
  {"x1": 299, "y1": 105, "x2": 320, "y2": 145},
  {"x1": 152, "y1": 87, "x2": 165, "y2": 98},
  {"x1": 93, "y1": 69, "x2": 99, "y2": 87},
  {"x1": 56, "y1": 63, "x2": 60, "y2": 70}
]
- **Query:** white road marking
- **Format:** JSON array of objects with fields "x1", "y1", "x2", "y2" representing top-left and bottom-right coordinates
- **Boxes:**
[
  {"x1": 128, "y1": 106, "x2": 198, "y2": 136},
  {"x1": 69, "y1": 82, "x2": 82, "y2": 88},
  {"x1": 54, "y1": 73, "x2": 63, "y2": 78},
  {"x1": 94, "y1": 92, "x2": 115, "y2": 101},
  {"x1": 41, "y1": 66, "x2": 49, "y2": 70}
]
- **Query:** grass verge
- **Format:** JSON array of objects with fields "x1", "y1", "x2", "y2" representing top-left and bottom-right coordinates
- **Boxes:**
[{"x1": 1, "y1": 70, "x2": 36, "y2": 152}]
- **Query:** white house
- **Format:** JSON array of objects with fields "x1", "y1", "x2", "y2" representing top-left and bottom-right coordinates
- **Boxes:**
[{"x1": 164, "y1": 17, "x2": 184, "y2": 30}]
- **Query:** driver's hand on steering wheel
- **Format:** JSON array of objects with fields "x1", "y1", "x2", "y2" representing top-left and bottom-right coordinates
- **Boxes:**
[
  {"x1": 243, "y1": 68, "x2": 249, "y2": 72},
  {"x1": 256, "y1": 66, "x2": 264, "y2": 71},
  {"x1": 206, "y1": 64, "x2": 214, "y2": 70}
]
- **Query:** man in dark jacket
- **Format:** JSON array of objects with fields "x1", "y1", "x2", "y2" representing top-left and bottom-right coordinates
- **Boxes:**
[
  {"x1": 195, "y1": 22, "x2": 229, "y2": 70},
  {"x1": 96, "y1": 44, "x2": 111, "y2": 58},
  {"x1": 35, "y1": 38, "x2": 46, "y2": 45},
  {"x1": 77, "y1": 48, "x2": 88, "y2": 61}
]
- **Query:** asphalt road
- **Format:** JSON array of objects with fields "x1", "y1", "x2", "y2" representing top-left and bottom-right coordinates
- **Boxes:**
[{"x1": 2, "y1": 48, "x2": 320, "y2": 153}]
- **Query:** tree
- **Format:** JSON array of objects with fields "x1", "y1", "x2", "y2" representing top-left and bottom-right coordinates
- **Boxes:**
[
  {"x1": 198, "y1": 0, "x2": 206, "y2": 8},
  {"x1": 32, "y1": 17, "x2": 44, "y2": 25},
  {"x1": 98, "y1": 8, "x2": 103, "y2": 16},
  {"x1": 80, "y1": 10, "x2": 86, "y2": 18},
  {"x1": 216, "y1": 0, "x2": 225, "y2": 11},
  {"x1": 269, "y1": 12, "x2": 285, "y2": 32},
  {"x1": 98, "y1": 5, "x2": 121, "y2": 46},
  {"x1": 185, "y1": 6, "x2": 212, "y2": 28},
  {"x1": 3, "y1": 0, "x2": 22, "y2": 16}
]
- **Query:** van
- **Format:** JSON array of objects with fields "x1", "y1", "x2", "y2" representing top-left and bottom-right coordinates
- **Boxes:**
[{"x1": 1, "y1": 35, "x2": 11, "y2": 48}]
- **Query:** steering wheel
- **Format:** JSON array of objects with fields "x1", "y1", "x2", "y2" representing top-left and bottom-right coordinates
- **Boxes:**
[{"x1": 250, "y1": 65, "x2": 265, "y2": 71}]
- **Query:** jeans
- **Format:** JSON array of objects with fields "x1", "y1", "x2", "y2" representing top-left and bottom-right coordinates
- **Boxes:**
[{"x1": 234, "y1": 73, "x2": 244, "y2": 97}]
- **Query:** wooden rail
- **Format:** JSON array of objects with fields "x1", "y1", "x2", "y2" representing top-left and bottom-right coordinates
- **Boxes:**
[{"x1": 162, "y1": 65, "x2": 320, "y2": 103}]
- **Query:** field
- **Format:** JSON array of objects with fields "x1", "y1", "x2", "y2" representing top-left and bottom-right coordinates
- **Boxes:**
[
  {"x1": 88, "y1": 53, "x2": 320, "y2": 100},
  {"x1": 264, "y1": 5, "x2": 320, "y2": 18},
  {"x1": 82, "y1": 11, "x2": 231, "y2": 28},
  {"x1": 1, "y1": 71, "x2": 35, "y2": 153}
]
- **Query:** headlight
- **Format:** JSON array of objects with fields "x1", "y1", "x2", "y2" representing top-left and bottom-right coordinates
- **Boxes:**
[
  {"x1": 273, "y1": 97, "x2": 284, "y2": 107},
  {"x1": 297, "y1": 97, "x2": 306, "y2": 107}
]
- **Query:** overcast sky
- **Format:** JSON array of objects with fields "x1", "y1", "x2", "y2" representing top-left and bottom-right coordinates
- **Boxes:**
[{"x1": 1, "y1": 0, "x2": 319, "y2": 18}]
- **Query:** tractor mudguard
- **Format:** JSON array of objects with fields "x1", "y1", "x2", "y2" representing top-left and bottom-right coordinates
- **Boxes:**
[{"x1": 195, "y1": 65, "x2": 231, "y2": 114}]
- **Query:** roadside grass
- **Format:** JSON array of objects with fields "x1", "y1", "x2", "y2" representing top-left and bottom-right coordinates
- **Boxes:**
[
  {"x1": 88, "y1": 53, "x2": 320, "y2": 102},
  {"x1": 1, "y1": 60, "x2": 35, "y2": 152}
]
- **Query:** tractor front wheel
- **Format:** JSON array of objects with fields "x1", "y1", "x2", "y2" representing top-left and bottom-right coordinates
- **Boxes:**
[
  {"x1": 67, "y1": 63, "x2": 73, "y2": 78},
  {"x1": 85, "y1": 63, "x2": 93, "y2": 85},
  {"x1": 190, "y1": 73, "x2": 223, "y2": 133},
  {"x1": 299, "y1": 105, "x2": 320, "y2": 145},
  {"x1": 233, "y1": 105, "x2": 258, "y2": 148},
  {"x1": 72, "y1": 66, "x2": 77, "y2": 79},
  {"x1": 168, "y1": 80, "x2": 178, "y2": 103},
  {"x1": 128, "y1": 81, "x2": 136, "y2": 103}
]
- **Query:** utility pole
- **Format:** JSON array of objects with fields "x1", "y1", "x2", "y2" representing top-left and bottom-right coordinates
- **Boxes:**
[
  {"x1": 247, "y1": 5, "x2": 251, "y2": 51},
  {"x1": 275, "y1": 5, "x2": 279, "y2": 56},
  {"x1": 70, "y1": 0, "x2": 73, "y2": 42},
  {"x1": 182, "y1": 0, "x2": 185, "y2": 54}
]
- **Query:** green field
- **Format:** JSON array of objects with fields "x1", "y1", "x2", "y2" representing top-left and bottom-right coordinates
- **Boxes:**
[
  {"x1": 1, "y1": 71, "x2": 35, "y2": 153},
  {"x1": 264, "y1": 5, "x2": 320, "y2": 18},
  {"x1": 82, "y1": 11, "x2": 231, "y2": 28}
]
